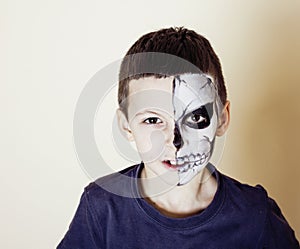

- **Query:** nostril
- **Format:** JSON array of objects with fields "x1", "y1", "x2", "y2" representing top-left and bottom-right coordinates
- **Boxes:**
[{"x1": 173, "y1": 124, "x2": 184, "y2": 150}]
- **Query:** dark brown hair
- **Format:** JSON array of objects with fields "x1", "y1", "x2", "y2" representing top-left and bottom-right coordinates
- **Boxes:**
[{"x1": 118, "y1": 27, "x2": 227, "y2": 113}]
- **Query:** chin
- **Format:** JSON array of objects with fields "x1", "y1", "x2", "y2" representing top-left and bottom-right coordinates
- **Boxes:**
[{"x1": 177, "y1": 163, "x2": 208, "y2": 186}]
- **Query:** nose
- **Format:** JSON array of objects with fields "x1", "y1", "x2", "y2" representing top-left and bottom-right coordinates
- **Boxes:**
[{"x1": 173, "y1": 123, "x2": 184, "y2": 150}]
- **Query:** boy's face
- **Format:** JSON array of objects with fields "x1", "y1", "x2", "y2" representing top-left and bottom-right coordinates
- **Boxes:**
[{"x1": 118, "y1": 74, "x2": 228, "y2": 186}]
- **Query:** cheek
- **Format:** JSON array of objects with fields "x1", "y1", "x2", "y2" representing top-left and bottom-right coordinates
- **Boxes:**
[
  {"x1": 207, "y1": 112, "x2": 219, "y2": 137},
  {"x1": 177, "y1": 112, "x2": 218, "y2": 154},
  {"x1": 132, "y1": 127, "x2": 167, "y2": 162},
  {"x1": 204, "y1": 121, "x2": 218, "y2": 139},
  {"x1": 196, "y1": 110, "x2": 218, "y2": 139},
  {"x1": 181, "y1": 123, "x2": 217, "y2": 143}
]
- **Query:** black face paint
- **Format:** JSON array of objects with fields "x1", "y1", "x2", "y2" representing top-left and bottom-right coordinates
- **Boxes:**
[
  {"x1": 183, "y1": 102, "x2": 214, "y2": 129},
  {"x1": 173, "y1": 123, "x2": 184, "y2": 150}
]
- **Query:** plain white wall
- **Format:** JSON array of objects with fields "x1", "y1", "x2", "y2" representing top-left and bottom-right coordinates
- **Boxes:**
[{"x1": 1, "y1": 0, "x2": 299, "y2": 248}]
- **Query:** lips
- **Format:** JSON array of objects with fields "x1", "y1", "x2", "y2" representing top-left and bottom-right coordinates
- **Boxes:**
[{"x1": 165, "y1": 152, "x2": 210, "y2": 173}]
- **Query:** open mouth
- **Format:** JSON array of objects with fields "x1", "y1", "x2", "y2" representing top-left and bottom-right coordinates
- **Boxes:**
[{"x1": 163, "y1": 152, "x2": 210, "y2": 173}]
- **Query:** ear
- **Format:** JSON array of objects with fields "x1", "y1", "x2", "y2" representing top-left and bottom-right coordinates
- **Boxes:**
[
  {"x1": 216, "y1": 101, "x2": 230, "y2": 136},
  {"x1": 116, "y1": 109, "x2": 134, "y2": 142}
]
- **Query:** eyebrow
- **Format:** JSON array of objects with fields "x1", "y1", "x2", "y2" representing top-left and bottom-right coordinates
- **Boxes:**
[{"x1": 134, "y1": 110, "x2": 161, "y2": 117}]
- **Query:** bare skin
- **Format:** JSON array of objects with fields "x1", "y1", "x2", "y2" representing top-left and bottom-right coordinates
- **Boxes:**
[{"x1": 140, "y1": 166, "x2": 218, "y2": 218}]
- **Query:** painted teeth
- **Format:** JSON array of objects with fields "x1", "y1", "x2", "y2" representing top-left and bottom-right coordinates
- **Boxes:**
[
  {"x1": 171, "y1": 153, "x2": 210, "y2": 172},
  {"x1": 177, "y1": 157, "x2": 185, "y2": 165},
  {"x1": 189, "y1": 154, "x2": 195, "y2": 161}
]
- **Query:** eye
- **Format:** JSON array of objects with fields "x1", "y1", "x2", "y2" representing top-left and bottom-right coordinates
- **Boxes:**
[
  {"x1": 183, "y1": 103, "x2": 213, "y2": 129},
  {"x1": 185, "y1": 113, "x2": 208, "y2": 129},
  {"x1": 143, "y1": 117, "x2": 163, "y2": 124},
  {"x1": 191, "y1": 114, "x2": 206, "y2": 123}
]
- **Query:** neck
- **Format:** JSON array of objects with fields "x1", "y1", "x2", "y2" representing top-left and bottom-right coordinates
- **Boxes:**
[{"x1": 140, "y1": 166, "x2": 218, "y2": 218}]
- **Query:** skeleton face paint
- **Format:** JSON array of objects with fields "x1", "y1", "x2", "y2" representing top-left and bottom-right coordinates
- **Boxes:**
[{"x1": 171, "y1": 74, "x2": 219, "y2": 185}]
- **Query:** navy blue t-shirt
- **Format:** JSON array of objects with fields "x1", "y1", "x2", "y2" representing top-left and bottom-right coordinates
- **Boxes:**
[{"x1": 57, "y1": 163, "x2": 299, "y2": 249}]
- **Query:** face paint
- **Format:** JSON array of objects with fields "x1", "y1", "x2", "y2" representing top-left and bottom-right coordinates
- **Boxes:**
[{"x1": 171, "y1": 74, "x2": 219, "y2": 185}]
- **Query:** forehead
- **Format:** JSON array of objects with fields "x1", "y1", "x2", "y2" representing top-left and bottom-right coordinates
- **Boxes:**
[
  {"x1": 174, "y1": 74, "x2": 215, "y2": 102},
  {"x1": 127, "y1": 75, "x2": 215, "y2": 118},
  {"x1": 127, "y1": 77, "x2": 174, "y2": 117},
  {"x1": 173, "y1": 74, "x2": 216, "y2": 118},
  {"x1": 129, "y1": 76, "x2": 173, "y2": 95}
]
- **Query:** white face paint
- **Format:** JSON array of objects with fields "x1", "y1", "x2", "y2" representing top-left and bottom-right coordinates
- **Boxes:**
[{"x1": 171, "y1": 74, "x2": 219, "y2": 185}]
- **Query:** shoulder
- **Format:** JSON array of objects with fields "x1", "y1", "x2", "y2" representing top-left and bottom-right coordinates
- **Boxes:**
[
  {"x1": 221, "y1": 172, "x2": 268, "y2": 207},
  {"x1": 262, "y1": 196, "x2": 299, "y2": 247},
  {"x1": 82, "y1": 164, "x2": 139, "y2": 206},
  {"x1": 220, "y1": 172, "x2": 299, "y2": 247},
  {"x1": 218, "y1": 172, "x2": 268, "y2": 238}
]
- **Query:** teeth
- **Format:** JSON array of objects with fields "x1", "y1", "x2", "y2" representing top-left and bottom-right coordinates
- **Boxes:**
[
  {"x1": 189, "y1": 154, "x2": 195, "y2": 161},
  {"x1": 178, "y1": 166, "x2": 185, "y2": 172},
  {"x1": 167, "y1": 152, "x2": 210, "y2": 172},
  {"x1": 177, "y1": 157, "x2": 185, "y2": 165}
]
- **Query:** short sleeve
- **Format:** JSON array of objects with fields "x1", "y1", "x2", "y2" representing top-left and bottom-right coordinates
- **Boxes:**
[
  {"x1": 57, "y1": 190, "x2": 103, "y2": 249},
  {"x1": 260, "y1": 197, "x2": 299, "y2": 248}
]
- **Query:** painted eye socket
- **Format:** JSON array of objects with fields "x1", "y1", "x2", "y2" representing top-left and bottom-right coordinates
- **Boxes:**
[
  {"x1": 143, "y1": 117, "x2": 163, "y2": 124},
  {"x1": 185, "y1": 113, "x2": 209, "y2": 129},
  {"x1": 183, "y1": 103, "x2": 213, "y2": 129}
]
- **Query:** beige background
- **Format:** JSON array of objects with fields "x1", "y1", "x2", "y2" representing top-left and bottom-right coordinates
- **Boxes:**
[{"x1": 1, "y1": 0, "x2": 299, "y2": 248}]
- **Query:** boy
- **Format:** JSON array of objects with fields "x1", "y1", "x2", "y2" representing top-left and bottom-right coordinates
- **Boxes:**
[{"x1": 58, "y1": 27, "x2": 299, "y2": 248}]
